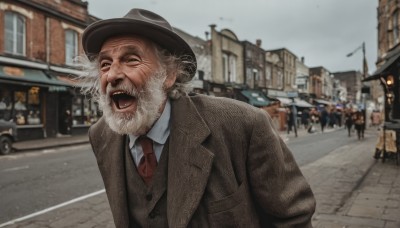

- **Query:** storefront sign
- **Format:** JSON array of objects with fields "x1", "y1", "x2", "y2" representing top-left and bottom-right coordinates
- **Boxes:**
[{"x1": 3, "y1": 66, "x2": 24, "y2": 77}]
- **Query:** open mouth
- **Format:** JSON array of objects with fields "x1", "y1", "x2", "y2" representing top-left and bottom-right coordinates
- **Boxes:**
[{"x1": 110, "y1": 91, "x2": 136, "y2": 110}]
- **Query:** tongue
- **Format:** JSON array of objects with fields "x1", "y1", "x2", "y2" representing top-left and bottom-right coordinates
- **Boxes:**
[{"x1": 116, "y1": 97, "x2": 135, "y2": 109}]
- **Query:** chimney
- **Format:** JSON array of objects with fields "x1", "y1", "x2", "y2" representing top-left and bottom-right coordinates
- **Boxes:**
[
  {"x1": 301, "y1": 56, "x2": 305, "y2": 63},
  {"x1": 256, "y1": 39, "x2": 262, "y2": 47}
]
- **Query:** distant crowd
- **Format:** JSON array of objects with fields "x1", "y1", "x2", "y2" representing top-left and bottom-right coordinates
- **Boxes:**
[{"x1": 285, "y1": 105, "x2": 383, "y2": 140}]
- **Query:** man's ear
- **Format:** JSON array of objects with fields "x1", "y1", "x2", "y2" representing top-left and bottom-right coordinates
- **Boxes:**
[{"x1": 163, "y1": 69, "x2": 177, "y2": 90}]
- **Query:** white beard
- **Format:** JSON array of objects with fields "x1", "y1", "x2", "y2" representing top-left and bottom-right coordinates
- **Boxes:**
[{"x1": 97, "y1": 70, "x2": 167, "y2": 135}]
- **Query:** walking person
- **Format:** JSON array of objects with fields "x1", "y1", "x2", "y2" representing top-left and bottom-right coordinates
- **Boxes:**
[
  {"x1": 354, "y1": 111, "x2": 365, "y2": 140},
  {"x1": 320, "y1": 107, "x2": 328, "y2": 132},
  {"x1": 344, "y1": 110, "x2": 354, "y2": 137},
  {"x1": 79, "y1": 8, "x2": 315, "y2": 227},
  {"x1": 301, "y1": 108, "x2": 310, "y2": 130}
]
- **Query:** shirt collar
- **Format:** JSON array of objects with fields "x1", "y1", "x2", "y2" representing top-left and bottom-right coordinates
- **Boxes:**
[{"x1": 128, "y1": 99, "x2": 171, "y2": 148}]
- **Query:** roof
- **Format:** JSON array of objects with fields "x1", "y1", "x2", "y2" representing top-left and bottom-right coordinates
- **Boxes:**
[{"x1": 364, "y1": 48, "x2": 400, "y2": 81}]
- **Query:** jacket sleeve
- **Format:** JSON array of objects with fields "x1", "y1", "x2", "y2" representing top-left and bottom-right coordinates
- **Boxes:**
[{"x1": 247, "y1": 110, "x2": 316, "y2": 227}]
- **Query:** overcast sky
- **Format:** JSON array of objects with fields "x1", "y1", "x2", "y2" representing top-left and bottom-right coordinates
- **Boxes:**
[{"x1": 86, "y1": 0, "x2": 378, "y2": 74}]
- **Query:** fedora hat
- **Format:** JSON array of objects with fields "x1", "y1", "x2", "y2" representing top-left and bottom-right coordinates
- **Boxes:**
[{"x1": 82, "y1": 8, "x2": 197, "y2": 79}]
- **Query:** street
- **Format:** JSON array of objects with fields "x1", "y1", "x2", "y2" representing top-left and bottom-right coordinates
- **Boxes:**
[
  {"x1": 0, "y1": 126, "x2": 399, "y2": 227},
  {"x1": 287, "y1": 127, "x2": 357, "y2": 166},
  {"x1": 0, "y1": 144, "x2": 104, "y2": 224}
]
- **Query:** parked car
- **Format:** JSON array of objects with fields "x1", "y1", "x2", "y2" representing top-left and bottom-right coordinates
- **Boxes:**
[{"x1": 0, "y1": 119, "x2": 17, "y2": 155}]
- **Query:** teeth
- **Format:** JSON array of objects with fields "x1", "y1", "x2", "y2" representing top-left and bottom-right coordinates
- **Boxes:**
[{"x1": 112, "y1": 91, "x2": 125, "y2": 95}]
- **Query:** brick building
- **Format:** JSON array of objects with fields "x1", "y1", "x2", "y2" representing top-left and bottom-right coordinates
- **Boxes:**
[{"x1": 0, "y1": 0, "x2": 98, "y2": 140}]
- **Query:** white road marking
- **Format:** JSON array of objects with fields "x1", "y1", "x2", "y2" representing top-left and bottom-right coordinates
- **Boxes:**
[
  {"x1": 1, "y1": 165, "x2": 30, "y2": 172},
  {"x1": 0, "y1": 189, "x2": 106, "y2": 227}
]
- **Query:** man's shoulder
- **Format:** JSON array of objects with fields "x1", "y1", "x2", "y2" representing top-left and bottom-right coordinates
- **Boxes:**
[
  {"x1": 182, "y1": 93, "x2": 266, "y2": 121},
  {"x1": 188, "y1": 93, "x2": 260, "y2": 112}
]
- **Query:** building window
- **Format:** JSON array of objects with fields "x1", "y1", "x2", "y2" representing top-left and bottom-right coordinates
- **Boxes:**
[
  {"x1": 0, "y1": 86, "x2": 42, "y2": 125},
  {"x1": 277, "y1": 71, "x2": 283, "y2": 88},
  {"x1": 65, "y1": 29, "x2": 78, "y2": 65},
  {"x1": 246, "y1": 49, "x2": 252, "y2": 58},
  {"x1": 0, "y1": 88, "x2": 12, "y2": 121},
  {"x1": 229, "y1": 56, "x2": 237, "y2": 83},
  {"x1": 222, "y1": 53, "x2": 237, "y2": 83},
  {"x1": 4, "y1": 11, "x2": 26, "y2": 56},
  {"x1": 223, "y1": 53, "x2": 229, "y2": 82},
  {"x1": 72, "y1": 95, "x2": 100, "y2": 126}
]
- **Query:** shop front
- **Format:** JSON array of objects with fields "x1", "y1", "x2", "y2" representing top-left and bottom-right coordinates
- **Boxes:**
[
  {"x1": 0, "y1": 65, "x2": 70, "y2": 140},
  {"x1": 54, "y1": 74, "x2": 101, "y2": 136},
  {"x1": 364, "y1": 49, "x2": 400, "y2": 163}
]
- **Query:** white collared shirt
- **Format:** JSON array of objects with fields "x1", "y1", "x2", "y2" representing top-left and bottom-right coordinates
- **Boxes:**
[{"x1": 128, "y1": 99, "x2": 171, "y2": 167}]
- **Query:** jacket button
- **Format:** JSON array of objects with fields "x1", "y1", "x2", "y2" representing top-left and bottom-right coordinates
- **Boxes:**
[{"x1": 146, "y1": 193, "x2": 152, "y2": 201}]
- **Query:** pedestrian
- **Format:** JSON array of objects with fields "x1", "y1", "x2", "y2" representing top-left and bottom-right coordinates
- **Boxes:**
[
  {"x1": 301, "y1": 108, "x2": 310, "y2": 130},
  {"x1": 286, "y1": 107, "x2": 294, "y2": 134},
  {"x1": 79, "y1": 8, "x2": 315, "y2": 227},
  {"x1": 354, "y1": 111, "x2": 365, "y2": 140},
  {"x1": 344, "y1": 110, "x2": 354, "y2": 137},
  {"x1": 328, "y1": 109, "x2": 336, "y2": 128},
  {"x1": 335, "y1": 109, "x2": 343, "y2": 128},
  {"x1": 320, "y1": 107, "x2": 328, "y2": 132}
]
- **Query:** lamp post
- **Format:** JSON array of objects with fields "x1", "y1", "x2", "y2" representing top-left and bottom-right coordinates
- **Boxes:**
[
  {"x1": 346, "y1": 42, "x2": 367, "y2": 79},
  {"x1": 346, "y1": 42, "x2": 369, "y2": 127}
]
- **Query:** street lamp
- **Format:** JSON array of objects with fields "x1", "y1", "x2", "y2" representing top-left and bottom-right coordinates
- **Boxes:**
[
  {"x1": 346, "y1": 42, "x2": 369, "y2": 125},
  {"x1": 346, "y1": 42, "x2": 368, "y2": 79}
]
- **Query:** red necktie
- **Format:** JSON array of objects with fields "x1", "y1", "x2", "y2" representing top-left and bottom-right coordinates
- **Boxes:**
[{"x1": 137, "y1": 136, "x2": 158, "y2": 185}]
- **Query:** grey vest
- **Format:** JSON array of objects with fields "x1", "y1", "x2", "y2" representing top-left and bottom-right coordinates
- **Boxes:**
[{"x1": 125, "y1": 140, "x2": 169, "y2": 227}]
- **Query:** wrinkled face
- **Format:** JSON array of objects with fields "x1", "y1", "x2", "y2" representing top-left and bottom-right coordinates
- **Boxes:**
[{"x1": 97, "y1": 35, "x2": 176, "y2": 135}]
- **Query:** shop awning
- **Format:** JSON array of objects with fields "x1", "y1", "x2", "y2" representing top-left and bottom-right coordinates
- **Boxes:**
[
  {"x1": 275, "y1": 97, "x2": 314, "y2": 108},
  {"x1": 314, "y1": 99, "x2": 332, "y2": 106},
  {"x1": 293, "y1": 98, "x2": 314, "y2": 108},
  {"x1": 0, "y1": 65, "x2": 69, "y2": 89},
  {"x1": 240, "y1": 90, "x2": 270, "y2": 107},
  {"x1": 275, "y1": 97, "x2": 292, "y2": 105}
]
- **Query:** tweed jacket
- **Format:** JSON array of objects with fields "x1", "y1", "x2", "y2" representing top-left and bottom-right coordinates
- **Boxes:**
[{"x1": 89, "y1": 93, "x2": 316, "y2": 228}]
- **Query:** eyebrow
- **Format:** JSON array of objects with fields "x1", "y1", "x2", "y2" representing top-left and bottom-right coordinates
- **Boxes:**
[{"x1": 98, "y1": 45, "x2": 144, "y2": 61}]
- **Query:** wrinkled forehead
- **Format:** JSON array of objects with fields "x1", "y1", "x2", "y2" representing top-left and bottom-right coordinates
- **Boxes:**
[{"x1": 99, "y1": 34, "x2": 156, "y2": 55}]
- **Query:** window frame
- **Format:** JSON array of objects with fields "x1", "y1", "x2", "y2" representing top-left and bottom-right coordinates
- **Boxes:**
[
  {"x1": 4, "y1": 11, "x2": 26, "y2": 56},
  {"x1": 65, "y1": 29, "x2": 79, "y2": 65}
]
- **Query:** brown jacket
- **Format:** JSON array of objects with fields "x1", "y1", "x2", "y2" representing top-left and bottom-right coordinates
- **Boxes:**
[{"x1": 89, "y1": 93, "x2": 316, "y2": 227}]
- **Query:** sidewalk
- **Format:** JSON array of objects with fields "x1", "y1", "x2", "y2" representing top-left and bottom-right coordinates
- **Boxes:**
[
  {"x1": 2, "y1": 128, "x2": 400, "y2": 228},
  {"x1": 304, "y1": 128, "x2": 400, "y2": 227},
  {"x1": 12, "y1": 134, "x2": 89, "y2": 152}
]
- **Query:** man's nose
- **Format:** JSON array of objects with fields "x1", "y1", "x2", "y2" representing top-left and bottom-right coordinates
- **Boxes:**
[{"x1": 106, "y1": 62, "x2": 124, "y2": 85}]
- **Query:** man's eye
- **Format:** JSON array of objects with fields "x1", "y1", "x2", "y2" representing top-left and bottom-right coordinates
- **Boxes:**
[
  {"x1": 100, "y1": 62, "x2": 111, "y2": 68},
  {"x1": 126, "y1": 58, "x2": 139, "y2": 63}
]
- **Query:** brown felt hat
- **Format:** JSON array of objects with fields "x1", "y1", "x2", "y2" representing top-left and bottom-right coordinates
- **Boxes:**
[{"x1": 82, "y1": 8, "x2": 197, "y2": 80}]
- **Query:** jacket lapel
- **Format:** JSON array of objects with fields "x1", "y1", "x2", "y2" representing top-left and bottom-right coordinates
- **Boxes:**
[
  {"x1": 93, "y1": 120, "x2": 130, "y2": 227},
  {"x1": 167, "y1": 95, "x2": 214, "y2": 227}
]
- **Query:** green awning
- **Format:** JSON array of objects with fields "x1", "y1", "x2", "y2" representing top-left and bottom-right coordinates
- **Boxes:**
[
  {"x1": 241, "y1": 90, "x2": 270, "y2": 107},
  {"x1": 0, "y1": 65, "x2": 69, "y2": 89}
]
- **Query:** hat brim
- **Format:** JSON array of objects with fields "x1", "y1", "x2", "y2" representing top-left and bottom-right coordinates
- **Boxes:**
[{"x1": 82, "y1": 18, "x2": 197, "y2": 79}]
